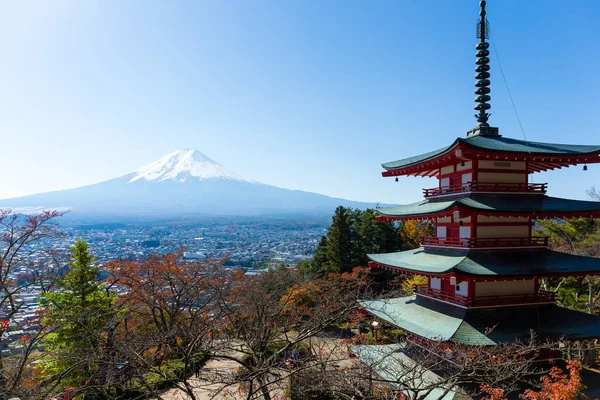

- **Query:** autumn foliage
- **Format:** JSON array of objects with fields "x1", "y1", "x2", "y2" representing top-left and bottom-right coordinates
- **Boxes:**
[
  {"x1": 481, "y1": 360, "x2": 587, "y2": 400},
  {"x1": 521, "y1": 360, "x2": 586, "y2": 400}
]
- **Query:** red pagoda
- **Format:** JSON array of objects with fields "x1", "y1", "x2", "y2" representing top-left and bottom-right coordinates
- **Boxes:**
[{"x1": 355, "y1": 0, "x2": 600, "y2": 374}]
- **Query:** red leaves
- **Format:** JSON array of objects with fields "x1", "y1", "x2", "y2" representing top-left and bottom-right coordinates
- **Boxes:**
[
  {"x1": 482, "y1": 360, "x2": 586, "y2": 400},
  {"x1": 481, "y1": 384, "x2": 506, "y2": 400},
  {"x1": 520, "y1": 360, "x2": 586, "y2": 400}
]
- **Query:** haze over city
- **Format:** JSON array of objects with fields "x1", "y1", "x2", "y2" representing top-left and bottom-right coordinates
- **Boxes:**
[{"x1": 0, "y1": 1, "x2": 599, "y2": 204}]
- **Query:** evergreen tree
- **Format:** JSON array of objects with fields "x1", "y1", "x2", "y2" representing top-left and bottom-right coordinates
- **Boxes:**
[
  {"x1": 357, "y1": 208, "x2": 403, "y2": 255},
  {"x1": 309, "y1": 236, "x2": 329, "y2": 277},
  {"x1": 39, "y1": 239, "x2": 119, "y2": 396},
  {"x1": 309, "y1": 207, "x2": 403, "y2": 277},
  {"x1": 324, "y1": 206, "x2": 355, "y2": 274}
]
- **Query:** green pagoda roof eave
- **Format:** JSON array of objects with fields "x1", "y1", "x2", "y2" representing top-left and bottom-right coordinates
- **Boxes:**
[
  {"x1": 376, "y1": 194, "x2": 600, "y2": 220},
  {"x1": 382, "y1": 136, "x2": 600, "y2": 171},
  {"x1": 367, "y1": 248, "x2": 600, "y2": 277},
  {"x1": 359, "y1": 296, "x2": 600, "y2": 345}
]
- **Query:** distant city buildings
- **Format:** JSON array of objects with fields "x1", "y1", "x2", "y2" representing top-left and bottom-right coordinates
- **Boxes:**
[{"x1": 1, "y1": 218, "x2": 326, "y2": 351}]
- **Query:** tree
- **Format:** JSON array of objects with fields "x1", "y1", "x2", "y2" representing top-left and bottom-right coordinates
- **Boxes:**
[
  {"x1": 400, "y1": 274, "x2": 428, "y2": 295},
  {"x1": 534, "y1": 187, "x2": 600, "y2": 314},
  {"x1": 587, "y1": 185, "x2": 600, "y2": 202},
  {"x1": 481, "y1": 360, "x2": 586, "y2": 400},
  {"x1": 39, "y1": 238, "x2": 119, "y2": 398},
  {"x1": 306, "y1": 236, "x2": 329, "y2": 277},
  {"x1": 291, "y1": 332, "x2": 556, "y2": 400},
  {"x1": 104, "y1": 251, "x2": 225, "y2": 400},
  {"x1": 205, "y1": 266, "x2": 371, "y2": 400},
  {"x1": 324, "y1": 206, "x2": 356, "y2": 274},
  {"x1": 535, "y1": 217, "x2": 600, "y2": 313},
  {"x1": 521, "y1": 360, "x2": 586, "y2": 400},
  {"x1": 536, "y1": 218, "x2": 600, "y2": 257},
  {"x1": 358, "y1": 209, "x2": 403, "y2": 258},
  {"x1": 0, "y1": 209, "x2": 63, "y2": 398},
  {"x1": 309, "y1": 207, "x2": 403, "y2": 278},
  {"x1": 400, "y1": 220, "x2": 434, "y2": 250}
]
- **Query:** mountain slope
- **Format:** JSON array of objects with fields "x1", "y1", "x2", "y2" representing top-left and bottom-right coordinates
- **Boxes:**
[{"x1": 0, "y1": 149, "x2": 378, "y2": 221}]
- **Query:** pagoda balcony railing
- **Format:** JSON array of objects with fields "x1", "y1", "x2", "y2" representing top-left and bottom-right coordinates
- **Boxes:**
[
  {"x1": 423, "y1": 182, "x2": 547, "y2": 198},
  {"x1": 414, "y1": 285, "x2": 556, "y2": 308},
  {"x1": 420, "y1": 236, "x2": 549, "y2": 249}
]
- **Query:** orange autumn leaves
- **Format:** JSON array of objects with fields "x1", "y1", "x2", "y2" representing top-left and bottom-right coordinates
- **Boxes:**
[{"x1": 481, "y1": 360, "x2": 587, "y2": 400}]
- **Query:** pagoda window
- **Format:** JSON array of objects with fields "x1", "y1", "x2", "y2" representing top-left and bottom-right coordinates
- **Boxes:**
[
  {"x1": 461, "y1": 172, "x2": 472, "y2": 186},
  {"x1": 455, "y1": 280, "x2": 469, "y2": 297},
  {"x1": 430, "y1": 277, "x2": 441, "y2": 290},
  {"x1": 440, "y1": 176, "x2": 450, "y2": 189},
  {"x1": 437, "y1": 226, "x2": 446, "y2": 238},
  {"x1": 459, "y1": 225, "x2": 471, "y2": 239}
]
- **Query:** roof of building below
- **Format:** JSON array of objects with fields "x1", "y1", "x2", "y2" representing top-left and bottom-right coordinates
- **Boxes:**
[
  {"x1": 382, "y1": 136, "x2": 600, "y2": 171},
  {"x1": 350, "y1": 343, "x2": 459, "y2": 400},
  {"x1": 359, "y1": 296, "x2": 600, "y2": 345},
  {"x1": 367, "y1": 247, "x2": 600, "y2": 277},
  {"x1": 377, "y1": 194, "x2": 600, "y2": 219}
]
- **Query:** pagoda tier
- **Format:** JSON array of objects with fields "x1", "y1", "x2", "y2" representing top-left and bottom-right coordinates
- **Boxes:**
[
  {"x1": 359, "y1": 296, "x2": 600, "y2": 345},
  {"x1": 376, "y1": 194, "x2": 600, "y2": 221},
  {"x1": 368, "y1": 248, "x2": 600, "y2": 277},
  {"x1": 381, "y1": 135, "x2": 600, "y2": 178},
  {"x1": 368, "y1": 248, "x2": 600, "y2": 310}
]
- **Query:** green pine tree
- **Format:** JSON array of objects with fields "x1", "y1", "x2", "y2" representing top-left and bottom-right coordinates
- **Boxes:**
[
  {"x1": 308, "y1": 207, "x2": 403, "y2": 277},
  {"x1": 39, "y1": 239, "x2": 119, "y2": 395},
  {"x1": 324, "y1": 206, "x2": 355, "y2": 274},
  {"x1": 308, "y1": 236, "x2": 329, "y2": 277},
  {"x1": 357, "y1": 208, "x2": 402, "y2": 255}
]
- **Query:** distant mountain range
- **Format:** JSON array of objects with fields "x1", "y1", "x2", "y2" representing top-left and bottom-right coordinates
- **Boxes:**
[{"x1": 0, "y1": 149, "x2": 379, "y2": 222}]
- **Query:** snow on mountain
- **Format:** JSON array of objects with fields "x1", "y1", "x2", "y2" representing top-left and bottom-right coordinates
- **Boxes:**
[
  {"x1": 128, "y1": 149, "x2": 254, "y2": 184},
  {"x1": 0, "y1": 148, "x2": 378, "y2": 221}
]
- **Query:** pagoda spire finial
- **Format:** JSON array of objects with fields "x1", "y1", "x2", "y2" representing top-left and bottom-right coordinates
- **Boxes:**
[{"x1": 474, "y1": 0, "x2": 491, "y2": 128}]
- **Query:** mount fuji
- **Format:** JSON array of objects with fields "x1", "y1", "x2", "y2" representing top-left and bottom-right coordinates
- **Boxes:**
[{"x1": 0, "y1": 149, "x2": 376, "y2": 221}]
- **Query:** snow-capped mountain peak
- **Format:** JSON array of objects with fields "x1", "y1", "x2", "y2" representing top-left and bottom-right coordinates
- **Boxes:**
[{"x1": 128, "y1": 149, "x2": 253, "y2": 184}]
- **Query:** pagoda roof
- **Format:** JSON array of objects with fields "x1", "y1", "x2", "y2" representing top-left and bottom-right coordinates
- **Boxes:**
[
  {"x1": 376, "y1": 194, "x2": 600, "y2": 220},
  {"x1": 367, "y1": 248, "x2": 600, "y2": 277},
  {"x1": 382, "y1": 136, "x2": 600, "y2": 171},
  {"x1": 350, "y1": 343, "x2": 459, "y2": 400},
  {"x1": 359, "y1": 296, "x2": 600, "y2": 345}
]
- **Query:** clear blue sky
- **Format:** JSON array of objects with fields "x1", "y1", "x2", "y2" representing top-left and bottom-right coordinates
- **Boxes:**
[{"x1": 0, "y1": 0, "x2": 599, "y2": 204}]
